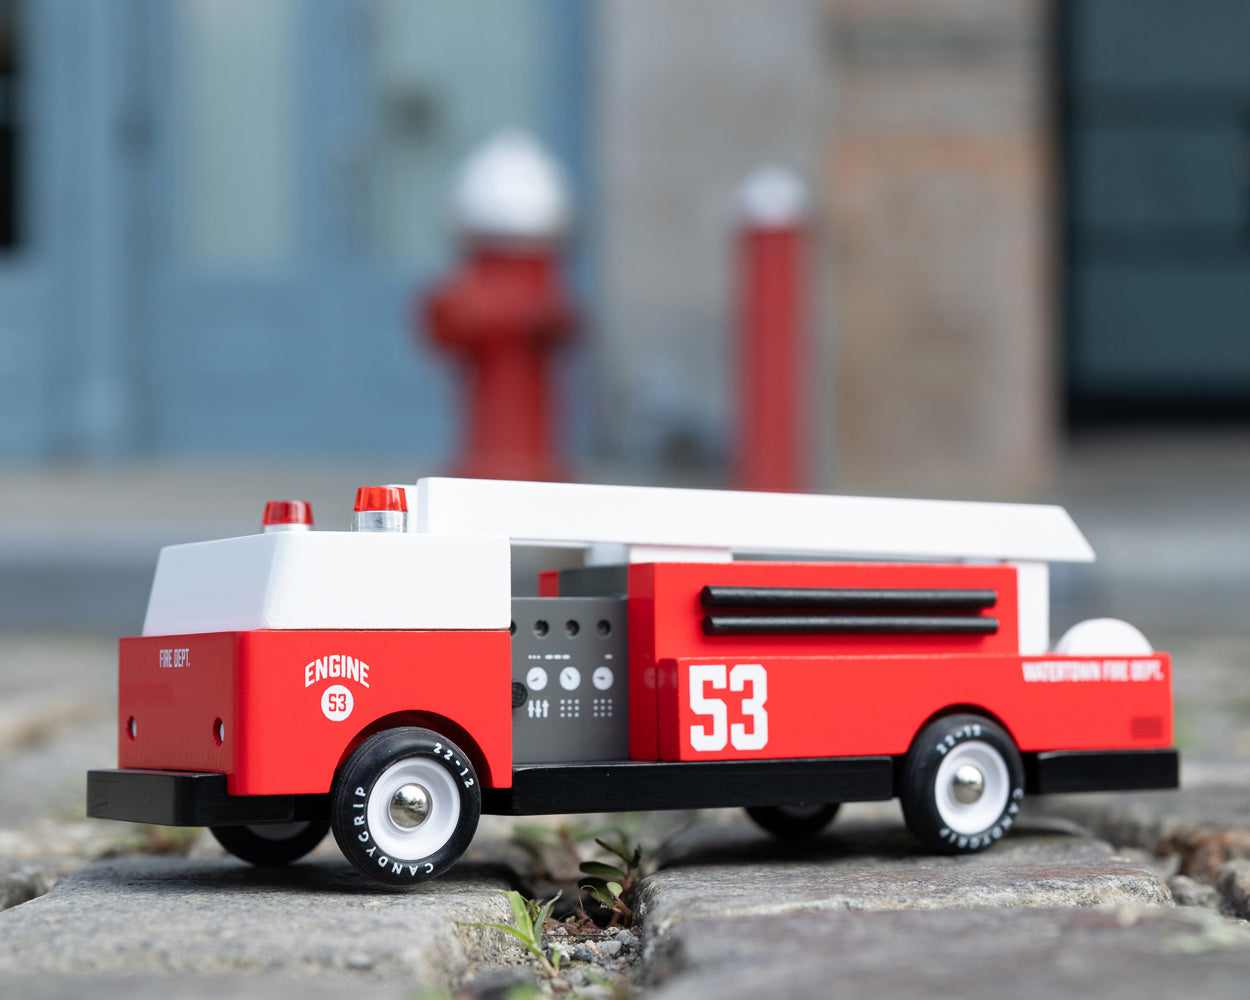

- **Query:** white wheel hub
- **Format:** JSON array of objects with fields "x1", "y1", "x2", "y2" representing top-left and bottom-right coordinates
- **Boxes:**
[
  {"x1": 934, "y1": 741, "x2": 1010, "y2": 835},
  {"x1": 367, "y1": 758, "x2": 460, "y2": 859}
]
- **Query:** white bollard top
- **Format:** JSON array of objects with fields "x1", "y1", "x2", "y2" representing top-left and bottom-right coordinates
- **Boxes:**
[
  {"x1": 453, "y1": 130, "x2": 571, "y2": 244},
  {"x1": 738, "y1": 167, "x2": 808, "y2": 228}
]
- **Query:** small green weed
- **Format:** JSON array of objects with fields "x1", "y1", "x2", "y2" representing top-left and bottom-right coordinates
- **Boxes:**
[
  {"x1": 468, "y1": 890, "x2": 564, "y2": 979},
  {"x1": 578, "y1": 969, "x2": 635, "y2": 1000},
  {"x1": 507, "y1": 817, "x2": 656, "y2": 932},
  {"x1": 509, "y1": 816, "x2": 642, "y2": 883},
  {"x1": 578, "y1": 838, "x2": 643, "y2": 928},
  {"x1": 499, "y1": 986, "x2": 545, "y2": 1000}
]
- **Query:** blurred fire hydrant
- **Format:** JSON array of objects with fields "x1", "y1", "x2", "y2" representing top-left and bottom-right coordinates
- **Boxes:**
[
  {"x1": 734, "y1": 167, "x2": 809, "y2": 494},
  {"x1": 420, "y1": 131, "x2": 575, "y2": 482}
]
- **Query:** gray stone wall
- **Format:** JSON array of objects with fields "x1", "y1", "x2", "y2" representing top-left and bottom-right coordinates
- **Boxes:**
[
  {"x1": 829, "y1": 0, "x2": 1055, "y2": 495},
  {"x1": 596, "y1": 0, "x2": 831, "y2": 474},
  {"x1": 597, "y1": 0, "x2": 1054, "y2": 495}
]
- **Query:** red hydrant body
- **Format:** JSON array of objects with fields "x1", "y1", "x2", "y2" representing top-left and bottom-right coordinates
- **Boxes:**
[
  {"x1": 422, "y1": 247, "x2": 574, "y2": 482},
  {"x1": 734, "y1": 169, "x2": 809, "y2": 494}
]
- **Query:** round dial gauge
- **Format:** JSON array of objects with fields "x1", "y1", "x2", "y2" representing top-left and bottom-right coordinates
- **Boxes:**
[
  {"x1": 592, "y1": 666, "x2": 614, "y2": 690},
  {"x1": 559, "y1": 666, "x2": 581, "y2": 691},
  {"x1": 526, "y1": 666, "x2": 548, "y2": 691}
]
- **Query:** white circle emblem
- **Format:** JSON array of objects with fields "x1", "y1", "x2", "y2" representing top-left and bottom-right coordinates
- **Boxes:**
[
  {"x1": 321, "y1": 684, "x2": 354, "y2": 722},
  {"x1": 526, "y1": 666, "x2": 548, "y2": 691},
  {"x1": 592, "y1": 666, "x2": 614, "y2": 690},
  {"x1": 559, "y1": 666, "x2": 581, "y2": 691}
]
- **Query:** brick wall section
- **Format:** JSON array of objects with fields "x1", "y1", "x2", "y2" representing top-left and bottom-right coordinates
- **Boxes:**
[{"x1": 829, "y1": 0, "x2": 1055, "y2": 495}]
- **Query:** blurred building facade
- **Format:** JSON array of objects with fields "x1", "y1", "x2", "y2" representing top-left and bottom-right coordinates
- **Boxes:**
[
  {"x1": 828, "y1": 0, "x2": 1250, "y2": 494},
  {"x1": 0, "y1": 0, "x2": 1246, "y2": 495}
]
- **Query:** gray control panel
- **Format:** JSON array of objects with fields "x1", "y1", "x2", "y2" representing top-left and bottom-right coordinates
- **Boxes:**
[{"x1": 511, "y1": 597, "x2": 630, "y2": 763}]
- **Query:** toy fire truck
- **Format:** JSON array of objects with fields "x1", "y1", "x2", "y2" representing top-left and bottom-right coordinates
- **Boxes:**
[{"x1": 87, "y1": 478, "x2": 1177, "y2": 886}]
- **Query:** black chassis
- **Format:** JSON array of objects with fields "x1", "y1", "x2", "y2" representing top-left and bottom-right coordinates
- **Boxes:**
[{"x1": 87, "y1": 748, "x2": 1178, "y2": 827}]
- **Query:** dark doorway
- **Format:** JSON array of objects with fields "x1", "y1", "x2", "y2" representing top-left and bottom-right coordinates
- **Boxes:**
[{"x1": 1060, "y1": 0, "x2": 1250, "y2": 425}]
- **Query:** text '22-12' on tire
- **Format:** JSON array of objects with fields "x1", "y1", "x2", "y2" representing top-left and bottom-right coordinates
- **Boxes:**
[
  {"x1": 901, "y1": 713, "x2": 1024, "y2": 854},
  {"x1": 332, "y1": 727, "x2": 481, "y2": 886}
]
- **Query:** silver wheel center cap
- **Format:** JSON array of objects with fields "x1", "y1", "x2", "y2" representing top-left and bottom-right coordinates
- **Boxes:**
[
  {"x1": 951, "y1": 764, "x2": 985, "y2": 804},
  {"x1": 389, "y1": 783, "x2": 431, "y2": 828}
]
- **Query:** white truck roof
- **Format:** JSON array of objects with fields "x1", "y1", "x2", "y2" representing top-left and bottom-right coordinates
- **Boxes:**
[
  {"x1": 141, "y1": 479, "x2": 1091, "y2": 638},
  {"x1": 410, "y1": 478, "x2": 1095, "y2": 564},
  {"x1": 142, "y1": 532, "x2": 511, "y2": 637}
]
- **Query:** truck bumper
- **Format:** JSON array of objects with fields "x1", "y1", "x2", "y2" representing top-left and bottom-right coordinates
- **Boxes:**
[
  {"x1": 87, "y1": 769, "x2": 329, "y2": 827},
  {"x1": 1026, "y1": 748, "x2": 1180, "y2": 795}
]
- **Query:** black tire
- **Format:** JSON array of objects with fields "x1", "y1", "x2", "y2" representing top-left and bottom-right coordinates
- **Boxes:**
[
  {"x1": 746, "y1": 803, "x2": 840, "y2": 839},
  {"x1": 901, "y1": 713, "x2": 1024, "y2": 854},
  {"x1": 211, "y1": 821, "x2": 330, "y2": 866},
  {"x1": 332, "y1": 727, "x2": 480, "y2": 886}
]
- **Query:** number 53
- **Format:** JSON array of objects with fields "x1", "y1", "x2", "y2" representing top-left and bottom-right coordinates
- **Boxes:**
[{"x1": 688, "y1": 663, "x2": 768, "y2": 752}]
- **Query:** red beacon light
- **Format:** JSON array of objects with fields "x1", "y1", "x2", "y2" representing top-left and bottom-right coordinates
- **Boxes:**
[
  {"x1": 352, "y1": 486, "x2": 408, "y2": 533},
  {"x1": 261, "y1": 500, "x2": 314, "y2": 533}
]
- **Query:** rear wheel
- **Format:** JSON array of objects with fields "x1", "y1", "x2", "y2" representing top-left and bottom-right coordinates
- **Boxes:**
[
  {"x1": 746, "y1": 803, "x2": 840, "y2": 839},
  {"x1": 211, "y1": 821, "x2": 329, "y2": 866},
  {"x1": 901, "y1": 714, "x2": 1023, "y2": 854},
  {"x1": 332, "y1": 727, "x2": 480, "y2": 886}
]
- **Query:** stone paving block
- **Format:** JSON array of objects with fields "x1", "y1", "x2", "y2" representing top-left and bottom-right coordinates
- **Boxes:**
[
  {"x1": 1032, "y1": 783, "x2": 1250, "y2": 845},
  {"x1": 1215, "y1": 859, "x2": 1250, "y2": 919},
  {"x1": 0, "y1": 973, "x2": 414, "y2": 1000},
  {"x1": 0, "y1": 855, "x2": 516, "y2": 987},
  {"x1": 638, "y1": 812, "x2": 1172, "y2": 936},
  {"x1": 1168, "y1": 873, "x2": 1219, "y2": 910},
  {"x1": 1030, "y1": 781, "x2": 1250, "y2": 882},
  {"x1": 643, "y1": 905, "x2": 1250, "y2": 1000},
  {"x1": 0, "y1": 862, "x2": 46, "y2": 911}
]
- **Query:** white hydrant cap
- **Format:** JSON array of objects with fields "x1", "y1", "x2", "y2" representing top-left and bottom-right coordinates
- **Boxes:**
[
  {"x1": 454, "y1": 130, "x2": 571, "y2": 244},
  {"x1": 738, "y1": 167, "x2": 808, "y2": 228}
]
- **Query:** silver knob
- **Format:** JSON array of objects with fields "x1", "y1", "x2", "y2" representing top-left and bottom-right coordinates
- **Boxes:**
[
  {"x1": 951, "y1": 765, "x2": 985, "y2": 804},
  {"x1": 388, "y1": 783, "x2": 431, "y2": 828}
]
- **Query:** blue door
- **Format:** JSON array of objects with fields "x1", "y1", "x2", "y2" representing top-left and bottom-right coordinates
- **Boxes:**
[
  {"x1": 0, "y1": 0, "x2": 588, "y2": 462},
  {"x1": 0, "y1": 0, "x2": 156, "y2": 460}
]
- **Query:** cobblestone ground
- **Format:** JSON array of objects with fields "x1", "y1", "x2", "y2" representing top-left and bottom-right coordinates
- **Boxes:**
[{"x1": 1, "y1": 622, "x2": 1249, "y2": 999}]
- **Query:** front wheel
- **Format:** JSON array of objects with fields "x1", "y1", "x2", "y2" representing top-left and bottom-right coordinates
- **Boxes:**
[
  {"x1": 901, "y1": 714, "x2": 1023, "y2": 854},
  {"x1": 332, "y1": 727, "x2": 481, "y2": 886},
  {"x1": 211, "y1": 821, "x2": 329, "y2": 866}
]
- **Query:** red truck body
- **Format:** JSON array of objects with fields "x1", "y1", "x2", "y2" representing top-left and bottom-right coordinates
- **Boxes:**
[{"x1": 115, "y1": 560, "x2": 1170, "y2": 796}]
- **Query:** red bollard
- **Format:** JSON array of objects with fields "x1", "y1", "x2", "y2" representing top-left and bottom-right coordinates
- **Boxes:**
[
  {"x1": 419, "y1": 132, "x2": 575, "y2": 482},
  {"x1": 733, "y1": 168, "x2": 809, "y2": 494}
]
